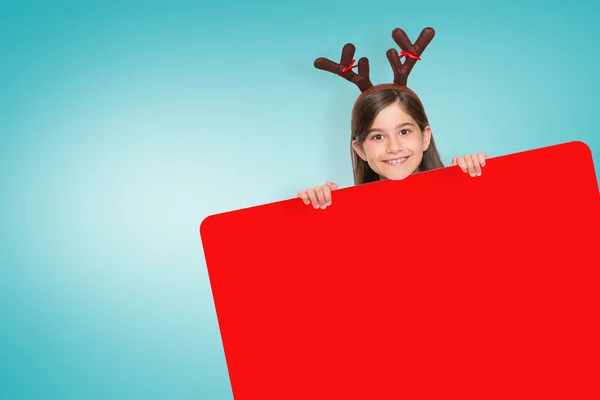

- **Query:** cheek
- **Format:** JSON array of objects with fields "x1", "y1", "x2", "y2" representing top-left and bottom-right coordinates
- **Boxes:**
[
  {"x1": 362, "y1": 141, "x2": 381, "y2": 160},
  {"x1": 411, "y1": 136, "x2": 426, "y2": 152}
]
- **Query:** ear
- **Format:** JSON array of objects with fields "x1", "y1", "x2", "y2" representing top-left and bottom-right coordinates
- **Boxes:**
[
  {"x1": 352, "y1": 140, "x2": 367, "y2": 161},
  {"x1": 422, "y1": 126, "x2": 432, "y2": 152}
]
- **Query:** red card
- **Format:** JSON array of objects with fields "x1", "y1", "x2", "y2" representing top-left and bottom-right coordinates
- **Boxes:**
[{"x1": 200, "y1": 141, "x2": 599, "y2": 399}]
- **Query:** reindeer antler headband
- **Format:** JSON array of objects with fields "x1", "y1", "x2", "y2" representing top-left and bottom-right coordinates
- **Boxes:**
[{"x1": 314, "y1": 27, "x2": 435, "y2": 108}]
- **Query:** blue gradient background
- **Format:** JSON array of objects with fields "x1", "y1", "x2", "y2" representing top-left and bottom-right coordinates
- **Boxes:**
[{"x1": 1, "y1": 1, "x2": 598, "y2": 399}]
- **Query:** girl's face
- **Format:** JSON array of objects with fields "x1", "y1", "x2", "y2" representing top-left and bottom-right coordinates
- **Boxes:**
[{"x1": 352, "y1": 102, "x2": 431, "y2": 180}]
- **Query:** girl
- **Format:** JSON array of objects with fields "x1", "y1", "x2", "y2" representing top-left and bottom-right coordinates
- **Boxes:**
[{"x1": 299, "y1": 27, "x2": 487, "y2": 209}]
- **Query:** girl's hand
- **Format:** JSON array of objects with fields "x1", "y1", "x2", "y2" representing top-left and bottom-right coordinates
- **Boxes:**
[
  {"x1": 451, "y1": 153, "x2": 487, "y2": 177},
  {"x1": 298, "y1": 181, "x2": 338, "y2": 209}
]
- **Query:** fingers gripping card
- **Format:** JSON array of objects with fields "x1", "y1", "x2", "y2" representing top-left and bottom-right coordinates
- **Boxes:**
[{"x1": 200, "y1": 141, "x2": 599, "y2": 400}]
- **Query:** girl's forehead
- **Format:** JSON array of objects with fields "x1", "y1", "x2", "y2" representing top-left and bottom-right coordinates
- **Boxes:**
[{"x1": 373, "y1": 103, "x2": 415, "y2": 124}]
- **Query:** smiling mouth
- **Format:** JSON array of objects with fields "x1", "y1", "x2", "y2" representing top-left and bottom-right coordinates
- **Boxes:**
[{"x1": 384, "y1": 156, "x2": 409, "y2": 165}]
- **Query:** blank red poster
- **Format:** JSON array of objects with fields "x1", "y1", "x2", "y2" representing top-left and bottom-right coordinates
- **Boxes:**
[{"x1": 200, "y1": 141, "x2": 599, "y2": 399}]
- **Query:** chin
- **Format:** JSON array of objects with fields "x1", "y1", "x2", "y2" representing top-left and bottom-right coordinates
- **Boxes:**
[
  {"x1": 374, "y1": 162, "x2": 420, "y2": 181},
  {"x1": 380, "y1": 170, "x2": 412, "y2": 181}
]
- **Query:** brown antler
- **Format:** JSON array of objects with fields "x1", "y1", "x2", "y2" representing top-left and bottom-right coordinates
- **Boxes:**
[
  {"x1": 386, "y1": 27, "x2": 435, "y2": 86},
  {"x1": 314, "y1": 43, "x2": 373, "y2": 92}
]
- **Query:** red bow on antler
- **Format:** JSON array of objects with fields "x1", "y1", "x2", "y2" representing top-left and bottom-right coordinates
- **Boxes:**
[
  {"x1": 341, "y1": 59, "x2": 358, "y2": 75},
  {"x1": 400, "y1": 51, "x2": 421, "y2": 61}
]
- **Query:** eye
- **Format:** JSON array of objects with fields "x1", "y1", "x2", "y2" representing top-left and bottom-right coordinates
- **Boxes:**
[
  {"x1": 371, "y1": 134, "x2": 384, "y2": 141},
  {"x1": 400, "y1": 129, "x2": 411, "y2": 135}
]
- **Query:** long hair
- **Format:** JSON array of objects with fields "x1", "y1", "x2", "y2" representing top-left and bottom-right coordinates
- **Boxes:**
[{"x1": 351, "y1": 89, "x2": 444, "y2": 185}]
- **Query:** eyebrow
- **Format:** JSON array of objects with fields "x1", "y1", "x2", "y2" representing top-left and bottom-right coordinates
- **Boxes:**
[{"x1": 368, "y1": 122, "x2": 416, "y2": 134}]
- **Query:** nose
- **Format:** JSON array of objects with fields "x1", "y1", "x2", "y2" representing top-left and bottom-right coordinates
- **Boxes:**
[{"x1": 386, "y1": 135, "x2": 403, "y2": 154}]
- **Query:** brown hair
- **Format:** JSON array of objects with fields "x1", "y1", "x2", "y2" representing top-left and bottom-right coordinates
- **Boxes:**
[{"x1": 351, "y1": 89, "x2": 444, "y2": 185}]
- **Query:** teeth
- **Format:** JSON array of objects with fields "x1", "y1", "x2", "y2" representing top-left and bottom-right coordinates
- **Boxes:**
[{"x1": 387, "y1": 157, "x2": 407, "y2": 164}]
